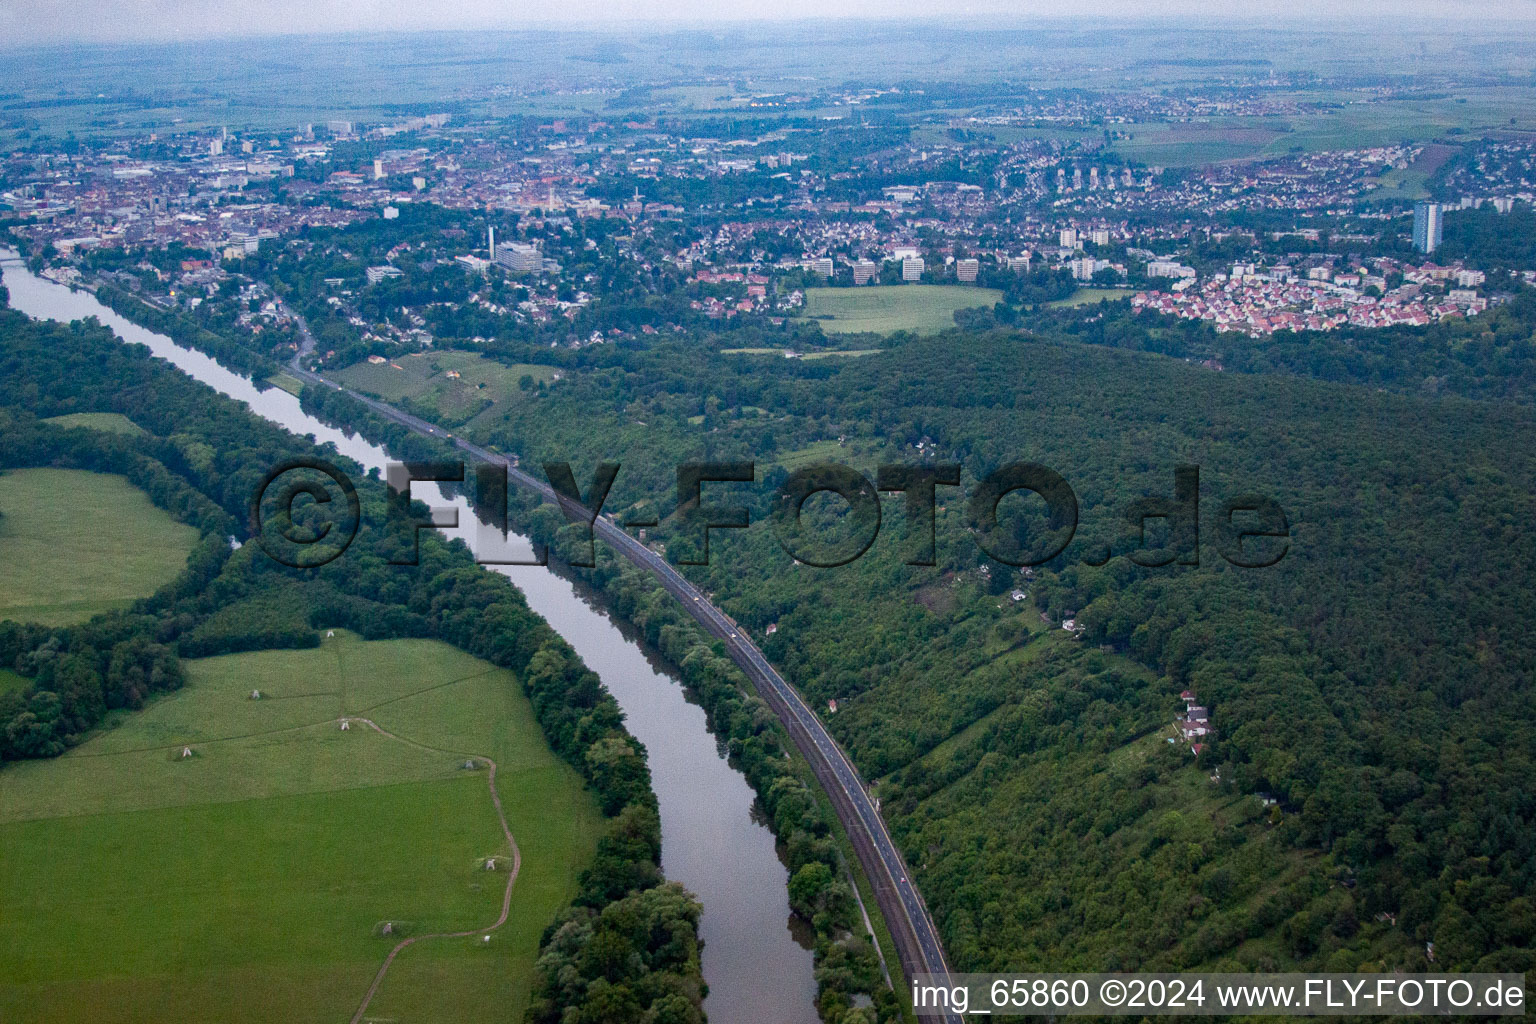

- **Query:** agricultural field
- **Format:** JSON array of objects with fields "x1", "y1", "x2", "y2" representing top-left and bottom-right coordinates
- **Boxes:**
[
  {"x1": 0, "y1": 468, "x2": 199, "y2": 626},
  {"x1": 331, "y1": 350, "x2": 558, "y2": 432},
  {"x1": 0, "y1": 634, "x2": 604, "y2": 1024},
  {"x1": 1109, "y1": 122, "x2": 1287, "y2": 166},
  {"x1": 39, "y1": 412, "x2": 146, "y2": 436},
  {"x1": 802, "y1": 285, "x2": 1003, "y2": 335}
]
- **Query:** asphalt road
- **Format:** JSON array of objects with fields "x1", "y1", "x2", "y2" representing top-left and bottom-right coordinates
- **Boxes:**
[{"x1": 283, "y1": 331, "x2": 960, "y2": 1023}]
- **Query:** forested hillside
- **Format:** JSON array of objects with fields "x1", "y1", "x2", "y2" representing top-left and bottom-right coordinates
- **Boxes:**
[{"x1": 434, "y1": 313, "x2": 1536, "y2": 977}]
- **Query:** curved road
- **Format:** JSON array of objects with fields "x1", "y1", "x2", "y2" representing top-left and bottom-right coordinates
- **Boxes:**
[{"x1": 282, "y1": 319, "x2": 959, "y2": 1023}]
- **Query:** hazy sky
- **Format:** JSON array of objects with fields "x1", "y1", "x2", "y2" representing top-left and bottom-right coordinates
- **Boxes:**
[{"x1": 1, "y1": 0, "x2": 1531, "y2": 45}]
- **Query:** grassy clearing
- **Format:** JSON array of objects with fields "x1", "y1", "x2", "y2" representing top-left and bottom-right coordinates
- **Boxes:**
[
  {"x1": 720, "y1": 347, "x2": 883, "y2": 359},
  {"x1": 0, "y1": 634, "x2": 604, "y2": 1024},
  {"x1": 1047, "y1": 287, "x2": 1127, "y2": 308},
  {"x1": 331, "y1": 350, "x2": 557, "y2": 432},
  {"x1": 802, "y1": 349, "x2": 882, "y2": 360},
  {"x1": 39, "y1": 412, "x2": 147, "y2": 436},
  {"x1": 0, "y1": 668, "x2": 28, "y2": 696},
  {"x1": 803, "y1": 286, "x2": 1003, "y2": 335},
  {"x1": 773, "y1": 439, "x2": 852, "y2": 472},
  {"x1": 265, "y1": 370, "x2": 307, "y2": 396},
  {"x1": 1369, "y1": 142, "x2": 1458, "y2": 200},
  {"x1": 0, "y1": 468, "x2": 199, "y2": 627}
]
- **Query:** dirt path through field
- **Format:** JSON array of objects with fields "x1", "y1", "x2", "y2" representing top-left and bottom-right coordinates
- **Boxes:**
[{"x1": 347, "y1": 716, "x2": 522, "y2": 1024}]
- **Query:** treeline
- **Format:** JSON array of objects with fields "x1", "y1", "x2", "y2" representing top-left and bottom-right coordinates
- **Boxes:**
[
  {"x1": 1438, "y1": 202, "x2": 1536, "y2": 269},
  {"x1": 0, "y1": 306, "x2": 706, "y2": 1024},
  {"x1": 524, "y1": 506, "x2": 900, "y2": 1024},
  {"x1": 94, "y1": 284, "x2": 281, "y2": 379}
]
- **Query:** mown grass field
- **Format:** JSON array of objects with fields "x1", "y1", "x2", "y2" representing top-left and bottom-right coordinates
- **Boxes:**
[
  {"x1": 1047, "y1": 287, "x2": 1128, "y2": 308},
  {"x1": 802, "y1": 285, "x2": 1002, "y2": 335},
  {"x1": 0, "y1": 468, "x2": 199, "y2": 626},
  {"x1": 0, "y1": 634, "x2": 604, "y2": 1024},
  {"x1": 332, "y1": 351, "x2": 557, "y2": 431},
  {"x1": 39, "y1": 412, "x2": 147, "y2": 436},
  {"x1": 265, "y1": 370, "x2": 308, "y2": 397}
]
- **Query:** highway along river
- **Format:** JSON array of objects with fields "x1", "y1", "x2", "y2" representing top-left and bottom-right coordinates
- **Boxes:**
[{"x1": 0, "y1": 258, "x2": 820, "y2": 1024}]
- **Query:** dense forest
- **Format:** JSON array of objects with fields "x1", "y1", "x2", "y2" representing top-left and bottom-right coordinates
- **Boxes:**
[
  {"x1": 362, "y1": 298, "x2": 1536, "y2": 980},
  {"x1": 0, "y1": 303, "x2": 705, "y2": 1024}
]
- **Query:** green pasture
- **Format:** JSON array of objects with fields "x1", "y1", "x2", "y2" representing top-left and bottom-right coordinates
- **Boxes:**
[
  {"x1": 0, "y1": 634, "x2": 603, "y2": 1024},
  {"x1": 40, "y1": 412, "x2": 147, "y2": 436},
  {"x1": 802, "y1": 286, "x2": 1002, "y2": 335},
  {"x1": 0, "y1": 468, "x2": 199, "y2": 626},
  {"x1": 331, "y1": 350, "x2": 557, "y2": 432}
]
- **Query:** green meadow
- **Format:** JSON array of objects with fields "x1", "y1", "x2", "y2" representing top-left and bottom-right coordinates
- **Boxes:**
[
  {"x1": 1047, "y1": 287, "x2": 1127, "y2": 308},
  {"x1": 802, "y1": 285, "x2": 1003, "y2": 335},
  {"x1": 331, "y1": 350, "x2": 557, "y2": 432},
  {"x1": 0, "y1": 468, "x2": 200, "y2": 626},
  {"x1": 39, "y1": 412, "x2": 147, "y2": 436},
  {"x1": 0, "y1": 634, "x2": 604, "y2": 1024}
]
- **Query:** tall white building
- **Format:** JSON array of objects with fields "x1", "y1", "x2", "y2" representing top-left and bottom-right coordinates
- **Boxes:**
[
  {"x1": 1413, "y1": 202, "x2": 1443, "y2": 254},
  {"x1": 956, "y1": 258, "x2": 979, "y2": 283},
  {"x1": 901, "y1": 256, "x2": 925, "y2": 282},
  {"x1": 1070, "y1": 258, "x2": 1112, "y2": 281},
  {"x1": 853, "y1": 259, "x2": 879, "y2": 285}
]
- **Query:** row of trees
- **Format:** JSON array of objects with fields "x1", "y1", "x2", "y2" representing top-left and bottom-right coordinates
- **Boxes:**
[{"x1": 525, "y1": 506, "x2": 899, "y2": 1024}]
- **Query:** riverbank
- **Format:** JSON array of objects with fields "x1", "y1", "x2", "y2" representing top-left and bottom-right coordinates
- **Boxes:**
[{"x1": 0, "y1": 256, "x2": 822, "y2": 1024}]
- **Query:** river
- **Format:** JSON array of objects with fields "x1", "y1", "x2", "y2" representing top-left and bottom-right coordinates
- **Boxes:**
[{"x1": 0, "y1": 258, "x2": 819, "y2": 1024}]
